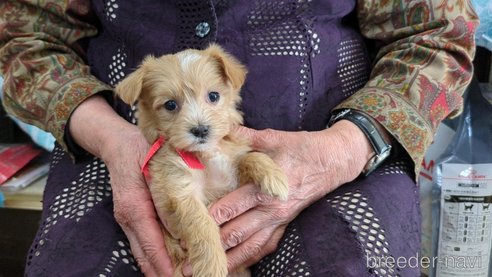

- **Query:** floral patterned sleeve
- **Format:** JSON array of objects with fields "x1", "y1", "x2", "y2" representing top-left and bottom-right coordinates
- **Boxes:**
[
  {"x1": 336, "y1": 0, "x2": 479, "y2": 175},
  {"x1": 0, "y1": 0, "x2": 111, "y2": 154}
]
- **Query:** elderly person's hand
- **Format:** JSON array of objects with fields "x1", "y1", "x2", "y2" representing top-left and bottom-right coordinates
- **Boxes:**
[
  {"x1": 69, "y1": 95, "x2": 175, "y2": 277},
  {"x1": 207, "y1": 121, "x2": 376, "y2": 272}
]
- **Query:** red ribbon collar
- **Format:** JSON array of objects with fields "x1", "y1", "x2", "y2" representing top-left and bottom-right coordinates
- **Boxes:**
[{"x1": 141, "y1": 136, "x2": 205, "y2": 182}]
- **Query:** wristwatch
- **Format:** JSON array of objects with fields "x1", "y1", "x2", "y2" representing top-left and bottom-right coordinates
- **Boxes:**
[{"x1": 328, "y1": 109, "x2": 392, "y2": 176}]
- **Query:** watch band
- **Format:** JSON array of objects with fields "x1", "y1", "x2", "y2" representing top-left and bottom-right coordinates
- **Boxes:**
[{"x1": 328, "y1": 109, "x2": 392, "y2": 176}]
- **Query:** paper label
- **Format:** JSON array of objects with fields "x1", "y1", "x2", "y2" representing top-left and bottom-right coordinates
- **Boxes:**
[
  {"x1": 437, "y1": 163, "x2": 492, "y2": 276},
  {"x1": 419, "y1": 123, "x2": 455, "y2": 275}
]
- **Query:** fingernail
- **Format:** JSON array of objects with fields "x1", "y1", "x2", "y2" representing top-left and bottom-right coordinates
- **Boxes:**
[{"x1": 182, "y1": 264, "x2": 192, "y2": 276}]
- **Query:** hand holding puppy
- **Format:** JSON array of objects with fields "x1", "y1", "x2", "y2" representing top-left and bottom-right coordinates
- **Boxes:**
[
  {"x1": 209, "y1": 121, "x2": 374, "y2": 272},
  {"x1": 68, "y1": 95, "x2": 175, "y2": 277}
]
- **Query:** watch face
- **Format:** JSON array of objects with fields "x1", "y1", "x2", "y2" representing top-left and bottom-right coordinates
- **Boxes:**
[
  {"x1": 377, "y1": 148, "x2": 391, "y2": 163},
  {"x1": 364, "y1": 145, "x2": 392, "y2": 176}
]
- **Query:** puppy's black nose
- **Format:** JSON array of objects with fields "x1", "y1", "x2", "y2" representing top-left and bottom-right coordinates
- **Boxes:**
[{"x1": 190, "y1": 125, "x2": 209, "y2": 139}]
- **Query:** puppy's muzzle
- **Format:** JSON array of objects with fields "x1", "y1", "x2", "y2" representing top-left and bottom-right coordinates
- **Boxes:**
[{"x1": 190, "y1": 125, "x2": 210, "y2": 140}]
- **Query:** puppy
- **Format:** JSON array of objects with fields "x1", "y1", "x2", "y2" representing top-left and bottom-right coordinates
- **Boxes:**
[{"x1": 115, "y1": 44, "x2": 289, "y2": 277}]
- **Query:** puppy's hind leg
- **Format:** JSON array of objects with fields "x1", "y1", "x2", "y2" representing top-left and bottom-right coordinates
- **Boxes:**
[
  {"x1": 162, "y1": 230, "x2": 187, "y2": 277},
  {"x1": 166, "y1": 196, "x2": 228, "y2": 277},
  {"x1": 238, "y1": 152, "x2": 289, "y2": 200}
]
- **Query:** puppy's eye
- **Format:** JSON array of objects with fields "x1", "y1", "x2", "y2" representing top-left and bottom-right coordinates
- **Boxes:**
[
  {"x1": 164, "y1": 100, "x2": 178, "y2": 111},
  {"x1": 208, "y1": 91, "x2": 220, "y2": 103}
]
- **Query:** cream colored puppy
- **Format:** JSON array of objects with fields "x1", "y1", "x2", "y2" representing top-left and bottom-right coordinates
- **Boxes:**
[{"x1": 115, "y1": 44, "x2": 288, "y2": 277}]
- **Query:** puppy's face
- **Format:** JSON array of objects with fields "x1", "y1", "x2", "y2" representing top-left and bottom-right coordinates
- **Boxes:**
[{"x1": 115, "y1": 45, "x2": 247, "y2": 152}]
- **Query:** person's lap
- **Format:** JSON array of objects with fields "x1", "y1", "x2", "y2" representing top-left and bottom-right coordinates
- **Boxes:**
[
  {"x1": 25, "y1": 146, "x2": 419, "y2": 276},
  {"x1": 252, "y1": 157, "x2": 420, "y2": 276}
]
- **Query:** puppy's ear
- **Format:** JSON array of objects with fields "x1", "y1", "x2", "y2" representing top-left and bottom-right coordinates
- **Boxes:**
[
  {"x1": 205, "y1": 44, "x2": 247, "y2": 91},
  {"x1": 115, "y1": 55, "x2": 157, "y2": 104},
  {"x1": 114, "y1": 67, "x2": 144, "y2": 104}
]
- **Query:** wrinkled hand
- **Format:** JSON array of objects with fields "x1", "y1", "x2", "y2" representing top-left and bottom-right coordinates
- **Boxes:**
[
  {"x1": 102, "y1": 128, "x2": 175, "y2": 277},
  {"x1": 207, "y1": 122, "x2": 373, "y2": 272},
  {"x1": 70, "y1": 95, "x2": 174, "y2": 276}
]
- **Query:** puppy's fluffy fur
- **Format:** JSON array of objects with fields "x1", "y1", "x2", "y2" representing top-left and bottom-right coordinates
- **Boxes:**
[{"x1": 115, "y1": 44, "x2": 288, "y2": 277}]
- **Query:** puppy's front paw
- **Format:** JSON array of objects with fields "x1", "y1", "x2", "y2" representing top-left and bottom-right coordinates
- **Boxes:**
[
  {"x1": 239, "y1": 152, "x2": 289, "y2": 201},
  {"x1": 259, "y1": 166, "x2": 289, "y2": 201}
]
